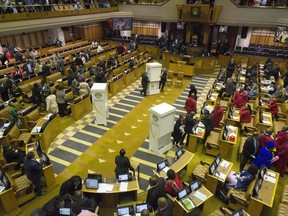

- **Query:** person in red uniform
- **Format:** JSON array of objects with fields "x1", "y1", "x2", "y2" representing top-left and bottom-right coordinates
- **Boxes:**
[
  {"x1": 11, "y1": 66, "x2": 24, "y2": 80},
  {"x1": 211, "y1": 101, "x2": 224, "y2": 128},
  {"x1": 276, "y1": 139, "x2": 288, "y2": 177},
  {"x1": 259, "y1": 128, "x2": 275, "y2": 149},
  {"x1": 239, "y1": 104, "x2": 252, "y2": 123},
  {"x1": 233, "y1": 88, "x2": 248, "y2": 108},
  {"x1": 276, "y1": 125, "x2": 288, "y2": 151},
  {"x1": 165, "y1": 169, "x2": 183, "y2": 197},
  {"x1": 266, "y1": 98, "x2": 279, "y2": 119},
  {"x1": 185, "y1": 94, "x2": 196, "y2": 114}
]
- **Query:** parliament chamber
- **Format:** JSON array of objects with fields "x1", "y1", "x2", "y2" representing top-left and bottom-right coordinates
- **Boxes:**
[{"x1": 0, "y1": 0, "x2": 288, "y2": 215}]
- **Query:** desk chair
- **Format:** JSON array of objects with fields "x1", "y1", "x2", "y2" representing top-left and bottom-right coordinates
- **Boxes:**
[
  {"x1": 26, "y1": 108, "x2": 45, "y2": 131},
  {"x1": 175, "y1": 72, "x2": 184, "y2": 87},
  {"x1": 8, "y1": 125, "x2": 32, "y2": 151},
  {"x1": 219, "y1": 96, "x2": 232, "y2": 112},
  {"x1": 226, "y1": 178, "x2": 256, "y2": 211},
  {"x1": 166, "y1": 70, "x2": 174, "y2": 86},
  {"x1": 277, "y1": 203, "x2": 288, "y2": 216},
  {"x1": 204, "y1": 130, "x2": 221, "y2": 156},
  {"x1": 191, "y1": 161, "x2": 210, "y2": 184},
  {"x1": 3, "y1": 162, "x2": 19, "y2": 176},
  {"x1": 208, "y1": 206, "x2": 233, "y2": 216},
  {"x1": 280, "y1": 185, "x2": 288, "y2": 205},
  {"x1": 241, "y1": 113, "x2": 258, "y2": 137}
]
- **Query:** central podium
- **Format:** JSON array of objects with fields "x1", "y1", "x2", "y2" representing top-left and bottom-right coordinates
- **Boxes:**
[
  {"x1": 149, "y1": 103, "x2": 176, "y2": 155},
  {"x1": 146, "y1": 62, "x2": 162, "y2": 95},
  {"x1": 91, "y1": 83, "x2": 109, "y2": 126}
]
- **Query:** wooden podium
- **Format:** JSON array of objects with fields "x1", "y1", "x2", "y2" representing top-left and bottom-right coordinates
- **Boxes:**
[
  {"x1": 91, "y1": 83, "x2": 109, "y2": 126},
  {"x1": 146, "y1": 62, "x2": 161, "y2": 95},
  {"x1": 149, "y1": 103, "x2": 176, "y2": 155}
]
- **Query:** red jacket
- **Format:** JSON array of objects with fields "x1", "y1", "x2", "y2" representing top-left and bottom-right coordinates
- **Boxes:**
[
  {"x1": 239, "y1": 108, "x2": 251, "y2": 123},
  {"x1": 211, "y1": 106, "x2": 224, "y2": 128},
  {"x1": 259, "y1": 133, "x2": 274, "y2": 148},
  {"x1": 276, "y1": 131, "x2": 288, "y2": 150},
  {"x1": 11, "y1": 69, "x2": 24, "y2": 79},
  {"x1": 233, "y1": 91, "x2": 248, "y2": 108},
  {"x1": 185, "y1": 97, "x2": 196, "y2": 114},
  {"x1": 165, "y1": 174, "x2": 183, "y2": 197},
  {"x1": 267, "y1": 103, "x2": 278, "y2": 115}
]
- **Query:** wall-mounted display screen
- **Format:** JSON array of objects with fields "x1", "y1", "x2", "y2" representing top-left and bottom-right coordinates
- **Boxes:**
[
  {"x1": 112, "y1": 17, "x2": 133, "y2": 31},
  {"x1": 274, "y1": 26, "x2": 288, "y2": 44}
]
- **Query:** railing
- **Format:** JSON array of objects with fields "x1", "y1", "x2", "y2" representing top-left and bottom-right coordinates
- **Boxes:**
[
  {"x1": 231, "y1": 0, "x2": 288, "y2": 9},
  {"x1": 117, "y1": 0, "x2": 170, "y2": 6},
  {"x1": 0, "y1": 2, "x2": 119, "y2": 22}
]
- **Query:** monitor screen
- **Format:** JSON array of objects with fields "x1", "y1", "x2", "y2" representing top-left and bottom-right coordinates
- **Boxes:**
[
  {"x1": 117, "y1": 205, "x2": 134, "y2": 216},
  {"x1": 176, "y1": 149, "x2": 183, "y2": 159},
  {"x1": 118, "y1": 173, "x2": 132, "y2": 182},
  {"x1": 215, "y1": 155, "x2": 221, "y2": 165},
  {"x1": 190, "y1": 181, "x2": 201, "y2": 191},
  {"x1": 177, "y1": 22, "x2": 185, "y2": 30},
  {"x1": 136, "y1": 203, "x2": 148, "y2": 213},
  {"x1": 2, "y1": 174, "x2": 10, "y2": 189},
  {"x1": 87, "y1": 174, "x2": 102, "y2": 183},
  {"x1": 59, "y1": 208, "x2": 71, "y2": 215},
  {"x1": 259, "y1": 166, "x2": 266, "y2": 179},
  {"x1": 274, "y1": 26, "x2": 288, "y2": 44},
  {"x1": 157, "y1": 160, "x2": 167, "y2": 172},
  {"x1": 85, "y1": 179, "x2": 98, "y2": 189},
  {"x1": 219, "y1": 25, "x2": 228, "y2": 33},
  {"x1": 177, "y1": 188, "x2": 188, "y2": 200},
  {"x1": 231, "y1": 208, "x2": 244, "y2": 216},
  {"x1": 209, "y1": 162, "x2": 216, "y2": 175},
  {"x1": 112, "y1": 17, "x2": 133, "y2": 31}
]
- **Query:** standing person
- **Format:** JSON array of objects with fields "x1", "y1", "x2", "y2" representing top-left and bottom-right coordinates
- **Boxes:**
[
  {"x1": 180, "y1": 111, "x2": 197, "y2": 147},
  {"x1": 114, "y1": 149, "x2": 135, "y2": 178},
  {"x1": 225, "y1": 77, "x2": 236, "y2": 97},
  {"x1": 32, "y1": 83, "x2": 42, "y2": 107},
  {"x1": 211, "y1": 101, "x2": 224, "y2": 128},
  {"x1": 72, "y1": 77, "x2": 80, "y2": 96},
  {"x1": 0, "y1": 80, "x2": 9, "y2": 102},
  {"x1": 276, "y1": 125, "x2": 288, "y2": 151},
  {"x1": 59, "y1": 175, "x2": 82, "y2": 197},
  {"x1": 159, "y1": 68, "x2": 168, "y2": 92},
  {"x1": 233, "y1": 88, "x2": 248, "y2": 108},
  {"x1": 201, "y1": 109, "x2": 214, "y2": 141},
  {"x1": 11, "y1": 83, "x2": 23, "y2": 106},
  {"x1": 226, "y1": 58, "x2": 237, "y2": 80},
  {"x1": 239, "y1": 104, "x2": 252, "y2": 123},
  {"x1": 172, "y1": 115, "x2": 185, "y2": 146},
  {"x1": 23, "y1": 152, "x2": 45, "y2": 196},
  {"x1": 276, "y1": 138, "x2": 288, "y2": 177},
  {"x1": 188, "y1": 84, "x2": 197, "y2": 98},
  {"x1": 41, "y1": 80, "x2": 51, "y2": 102},
  {"x1": 56, "y1": 86, "x2": 67, "y2": 117},
  {"x1": 146, "y1": 176, "x2": 166, "y2": 211},
  {"x1": 46, "y1": 92, "x2": 58, "y2": 114},
  {"x1": 239, "y1": 132, "x2": 260, "y2": 172},
  {"x1": 165, "y1": 169, "x2": 183, "y2": 197},
  {"x1": 253, "y1": 142, "x2": 275, "y2": 169},
  {"x1": 259, "y1": 128, "x2": 274, "y2": 149},
  {"x1": 140, "y1": 71, "x2": 149, "y2": 96},
  {"x1": 185, "y1": 94, "x2": 197, "y2": 114},
  {"x1": 8, "y1": 101, "x2": 19, "y2": 125}
]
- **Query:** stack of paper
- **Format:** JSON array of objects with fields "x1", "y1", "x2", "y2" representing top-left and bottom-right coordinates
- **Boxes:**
[
  {"x1": 120, "y1": 182, "x2": 128, "y2": 191},
  {"x1": 163, "y1": 167, "x2": 169, "y2": 173},
  {"x1": 97, "y1": 183, "x2": 107, "y2": 192},
  {"x1": 194, "y1": 191, "x2": 207, "y2": 201},
  {"x1": 181, "y1": 198, "x2": 195, "y2": 211},
  {"x1": 264, "y1": 175, "x2": 276, "y2": 184}
]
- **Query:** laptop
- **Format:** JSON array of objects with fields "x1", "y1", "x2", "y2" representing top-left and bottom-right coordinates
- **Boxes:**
[
  {"x1": 190, "y1": 180, "x2": 201, "y2": 192},
  {"x1": 117, "y1": 205, "x2": 134, "y2": 216},
  {"x1": 177, "y1": 188, "x2": 189, "y2": 200},
  {"x1": 135, "y1": 203, "x2": 149, "y2": 216},
  {"x1": 157, "y1": 160, "x2": 168, "y2": 172},
  {"x1": 88, "y1": 173, "x2": 103, "y2": 183},
  {"x1": 118, "y1": 173, "x2": 132, "y2": 182},
  {"x1": 59, "y1": 208, "x2": 71, "y2": 215},
  {"x1": 85, "y1": 178, "x2": 99, "y2": 189}
]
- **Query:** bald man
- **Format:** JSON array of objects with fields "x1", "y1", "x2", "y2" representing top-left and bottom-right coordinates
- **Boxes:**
[
  {"x1": 146, "y1": 176, "x2": 166, "y2": 211},
  {"x1": 141, "y1": 209, "x2": 150, "y2": 216},
  {"x1": 73, "y1": 190, "x2": 97, "y2": 211},
  {"x1": 156, "y1": 197, "x2": 173, "y2": 216}
]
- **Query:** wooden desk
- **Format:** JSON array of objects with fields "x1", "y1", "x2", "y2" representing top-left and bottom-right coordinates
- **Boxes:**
[
  {"x1": 82, "y1": 180, "x2": 139, "y2": 207},
  {"x1": 206, "y1": 159, "x2": 233, "y2": 194},
  {"x1": 220, "y1": 125, "x2": 238, "y2": 159},
  {"x1": 173, "y1": 185, "x2": 213, "y2": 215},
  {"x1": 226, "y1": 109, "x2": 240, "y2": 126},
  {"x1": 25, "y1": 143, "x2": 57, "y2": 190},
  {"x1": 156, "y1": 151, "x2": 194, "y2": 178},
  {"x1": 48, "y1": 41, "x2": 89, "y2": 54},
  {"x1": 206, "y1": 92, "x2": 218, "y2": 105},
  {"x1": 69, "y1": 95, "x2": 92, "y2": 121},
  {"x1": 31, "y1": 114, "x2": 63, "y2": 152},
  {"x1": 257, "y1": 111, "x2": 273, "y2": 131},
  {"x1": 247, "y1": 170, "x2": 279, "y2": 216},
  {"x1": 188, "y1": 128, "x2": 205, "y2": 153}
]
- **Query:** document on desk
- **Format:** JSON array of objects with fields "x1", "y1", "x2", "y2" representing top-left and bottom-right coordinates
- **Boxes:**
[
  {"x1": 119, "y1": 182, "x2": 128, "y2": 191},
  {"x1": 32, "y1": 126, "x2": 42, "y2": 133},
  {"x1": 44, "y1": 113, "x2": 52, "y2": 120},
  {"x1": 262, "y1": 120, "x2": 270, "y2": 125},
  {"x1": 163, "y1": 167, "x2": 169, "y2": 173},
  {"x1": 219, "y1": 161, "x2": 229, "y2": 168},
  {"x1": 194, "y1": 191, "x2": 207, "y2": 201},
  {"x1": 215, "y1": 172, "x2": 226, "y2": 180},
  {"x1": 181, "y1": 197, "x2": 195, "y2": 211},
  {"x1": 264, "y1": 175, "x2": 276, "y2": 184},
  {"x1": 267, "y1": 171, "x2": 276, "y2": 177},
  {"x1": 97, "y1": 183, "x2": 107, "y2": 192},
  {"x1": 105, "y1": 184, "x2": 114, "y2": 191}
]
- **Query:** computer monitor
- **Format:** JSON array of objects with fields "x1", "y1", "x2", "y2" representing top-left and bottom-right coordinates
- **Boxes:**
[
  {"x1": 118, "y1": 173, "x2": 132, "y2": 182},
  {"x1": 176, "y1": 149, "x2": 184, "y2": 159},
  {"x1": 209, "y1": 162, "x2": 217, "y2": 175},
  {"x1": 0, "y1": 180, "x2": 5, "y2": 193},
  {"x1": 0, "y1": 168, "x2": 4, "y2": 180},
  {"x1": 135, "y1": 203, "x2": 149, "y2": 213},
  {"x1": 87, "y1": 174, "x2": 103, "y2": 183},
  {"x1": 231, "y1": 208, "x2": 244, "y2": 216},
  {"x1": 259, "y1": 166, "x2": 266, "y2": 180},
  {"x1": 177, "y1": 188, "x2": 189, "y2": 200},
  {"x1": 59, "y1": 208, "x2": 71, "y2": 215},
  {"x1": 117, "y1": 205, "x2": 134, "y2": 216},
  {"x1": 85, "y1": 179, "x2": 99, "y2": 189},
  {"x1": 215, "y1": 155, "x2": 221, "y2": 166},
  {"x1": 157, "y1": 160, "x2": 168, "y2": 172},
  {"x1": 252, "y1": 179, "x2": 262, "y2": 198},
  {"x1": 190, "y1": 180, "x2": 201, "y2": 191},
  {"x1": 2, "y1": 174, "x2": 10, "y2": 189}
]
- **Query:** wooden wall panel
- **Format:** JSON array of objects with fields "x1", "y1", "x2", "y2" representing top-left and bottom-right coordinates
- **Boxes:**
[
  {"x1": 36, "y1": 31, "x2": 44, "y2": 46},
  {"x1": 22, "y1": 34, "x2": 30, "y2": 48},
  {"x1": 250, "y1": 35, "x2": 288, "y2": 47},
  {"x1": 132, "y1": 27, "x2": 158, "y2": 36}
]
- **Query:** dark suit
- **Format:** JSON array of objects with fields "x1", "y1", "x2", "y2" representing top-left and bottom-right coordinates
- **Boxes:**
[
  {"x1": 42, "y1": 195, "x2": 70, "y2": 216},
  {"x1": 201, "y1": 113, "x2": 214, "y2": 140},
  {"x1": 114, "y1": 155, "x2": 134, "y2": 177},
  {"x1": 146, "y1": 178, "x2": 166, "y2": 211},
  {"x1": 59, "y1": 178, "x2": 82, "y2": 197},
  {"x1": 180, "y1": 114, "x2": 197, "y2": 145},
  {"x1": 74, "y1": 196, "x2": 97, "y2": 211},
  {"x1": 156, "y1": 198, "x2": 173, "y2": 216},
  {"x1": 140, "y1": 73, "x2": 149, "y2": 96},
  {"x1": 240, "y1": 136, "x2": 259, "y2": 171},
  {"x1": 3, "y1": 148, "x2": 25, "y2": 169},
  {"x1": 23, "y1": 156, "x2": 43, "y2": 195}
]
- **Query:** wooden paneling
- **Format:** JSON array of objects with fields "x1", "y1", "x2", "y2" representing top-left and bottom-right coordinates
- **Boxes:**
[
  {"x1": 75, "y1": 24, "x2": 103, "y2": 42},
  {"x1": 132, "y1": 27, "x2": 158, "y2": 36},
  {"x1": 250, "y1": 35, "x2": 288, "y2": 47}
]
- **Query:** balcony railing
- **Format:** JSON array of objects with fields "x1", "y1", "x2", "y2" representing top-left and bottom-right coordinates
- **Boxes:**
[
  {"x1": 117, "y1": 0, "x2": 170, "y2": 6},
  {"x1": 231, "y1": 0, "x2": 288, "y2": 8}
]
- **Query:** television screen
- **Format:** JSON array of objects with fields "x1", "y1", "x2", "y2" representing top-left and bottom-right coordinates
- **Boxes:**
[
  {"x1": 177, "y1": 22, "x2": 185, "y2": 30},
  {"x1": 274, "y1": 26, "x2": 288, "y2": 44},
  {"x1": 219, "y1": 25, "x2": 228, "y2": 33},
  {"x1": 112, "y1": 18, "x2": 133, "y2": 31}
]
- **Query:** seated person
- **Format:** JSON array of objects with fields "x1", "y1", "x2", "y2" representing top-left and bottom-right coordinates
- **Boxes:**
[
  {"x1": 59, "y1": 175, "x2": 82, "y2": 197},
  {"x1": 270, "y1": 85, "x2": 283, "y2": 100},
  {"x1": 155, "y1": 197, "x2": 173, "y2": 216},
  {"x1": 233, "y1": 88, "x2": 248, "y2": 108},
  {"x1": 239, "y1": 104, "x2": 252, "y2": 123},
  {"x1": 42, "y1": 195, "x2": 70, "y2": 216},
  {"x1": 2, "y1": 143, "x2": 25, "y2": 170},
  {"x1": 266, "y1": 98, "x2": 279, "y2": 119},
  {"x1": 71, "y1": 202, "x2": 99, "y2": 216},
  {"x1": 73, "y1": 190, "x2": 98, "y2": 212},
  {"x1": 225, "y1": 164, "x2": 259, "y2": 191},
  {"x1": 146, "y1": 176, "x2": 166, "y2": 211},
  {"x1": 165, "y1": 169, "x2": 183, "y2": 197}
]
